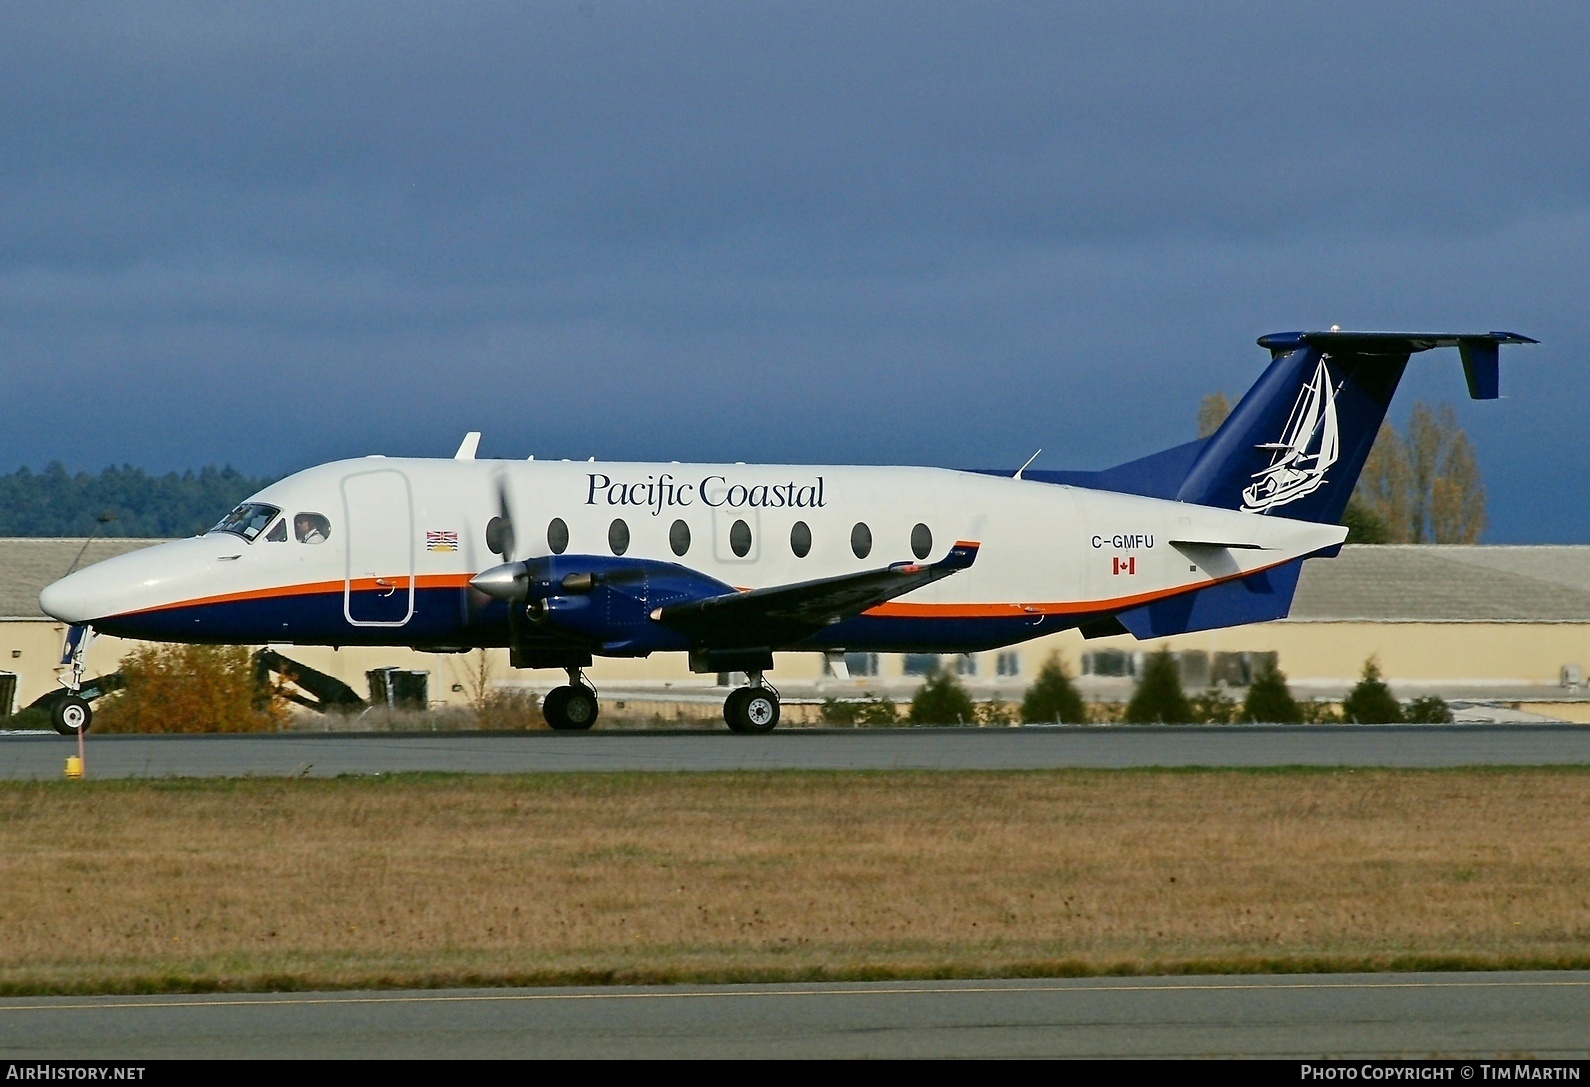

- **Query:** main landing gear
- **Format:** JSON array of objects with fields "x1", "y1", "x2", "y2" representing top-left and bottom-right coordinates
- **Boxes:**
[
  {"x1": 542, "y1": 668, "x2": 599, "y2": 732},
  {"x1": 724, "y1": 674, "x2": 780, "y2": 734}
]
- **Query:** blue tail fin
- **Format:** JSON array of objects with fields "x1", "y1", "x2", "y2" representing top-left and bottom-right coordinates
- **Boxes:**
[
  {"x1": 1176, "y1": 331, "x2": 1533, "y2": 523},
  {"x1": 988, "y1": 330, "x2": 1534, "y2": 521}
]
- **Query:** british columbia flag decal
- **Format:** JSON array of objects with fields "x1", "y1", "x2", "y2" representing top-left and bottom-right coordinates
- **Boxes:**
[{"x1": 425, "y1": 530, "x2": 459, "y2": 552}]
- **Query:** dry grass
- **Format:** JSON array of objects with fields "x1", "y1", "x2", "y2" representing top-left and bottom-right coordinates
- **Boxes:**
[{"x1": 0, "y1": 769, "x2": 1586, "y2": 993}]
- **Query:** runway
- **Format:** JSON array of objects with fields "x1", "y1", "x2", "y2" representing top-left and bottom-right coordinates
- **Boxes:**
[
  {"x1": 2, "y1": 973, "x2": 1585, "y2": 1059},
  {"x1": 0, "y1": 724, "x2": 1586, "y2": 778}
]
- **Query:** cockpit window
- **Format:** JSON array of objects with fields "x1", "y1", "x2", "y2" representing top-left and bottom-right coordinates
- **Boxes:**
[
  {"x1": 210, "y1": 503, "x2": 281, "y2": 543},
  {"x1": 294, "y1": 512, "x2": 331, "y2": 544},
  {"x1": 265, "y1": 519, "x2": 288, "y2": 543}
]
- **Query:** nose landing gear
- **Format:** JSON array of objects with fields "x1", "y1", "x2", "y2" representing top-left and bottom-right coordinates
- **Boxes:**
[
  {"x1": 724, "y1": 674, "x2": 780, "y2": 734},
  {"x1": 51, "y1": 694, "x2": 92, "y2": 736},
  {"x1": 51, "y1": 624, "x2": 95, "y2": 737},
  {"x1": 542, "y1": 668, "x2": 599, "y2": 731}
]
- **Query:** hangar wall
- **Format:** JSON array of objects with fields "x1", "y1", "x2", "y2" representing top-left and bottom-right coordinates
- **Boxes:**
[{"x1": 2, "y1": 540, "x2": 1586, "y2": 719}]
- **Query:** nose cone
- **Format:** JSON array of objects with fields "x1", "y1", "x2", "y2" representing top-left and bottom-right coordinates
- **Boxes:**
[
  {"x1": 38, "y1": 537, "x2": 231, "y2": 626},
  {"x1": 470, "y1": 561, "x2": 529, "y2": 601},
  {"x1": 39, "y1": 571, "x2": 95, "y2": 624}
]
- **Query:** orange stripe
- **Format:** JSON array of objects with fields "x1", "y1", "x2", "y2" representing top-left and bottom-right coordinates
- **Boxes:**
[
  {"x1": 122, "y1": 555, "x2": 1293, "y2": 625},
  {"x1": 132, "y1": 573, "x2": 475, "y2": 615},
  {"x1": 864, "y1": 555, "x2": 1294, "y2": 619}
]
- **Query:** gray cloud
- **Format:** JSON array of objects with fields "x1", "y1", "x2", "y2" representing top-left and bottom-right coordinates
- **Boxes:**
[{"x1": 0, "y1": 2, "x2": 1583, "y2": 539}]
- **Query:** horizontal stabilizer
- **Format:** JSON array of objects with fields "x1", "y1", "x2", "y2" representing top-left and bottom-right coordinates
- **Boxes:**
[
  {"x1": 1168, "y1": 538, "x2": 1267, "y2": 551},
  {"x1": 1256, "y1": 331, "x2": 1535, "y2": 401}
]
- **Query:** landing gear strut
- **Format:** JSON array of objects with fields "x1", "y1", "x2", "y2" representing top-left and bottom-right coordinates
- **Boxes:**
[
  {"x1": 724, "y1": 674, "x2": 780, "y2": 734},
  {"x1": 543, "y1": 668, "x2": 599, "y2": 731},
  {"x1": 52, "y1": 625, "x2": 94, "y2": 737}
]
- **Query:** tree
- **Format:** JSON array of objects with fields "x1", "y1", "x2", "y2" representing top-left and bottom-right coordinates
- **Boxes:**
[
  {"x1": 1124, "y1": 648, "x2": 1193, "y2": 724},
  {"x1": 1352, "y1": 404, "x2": 1485, "y2": 543},
  {"x1": 1020, "y1": 654, "x2": 1086, "y2": 724},
  {"x1": 1339, "y1": 497, "x2": 1392, "y2": 544},
  {"x1": 909, "y1": 665, "x2": 976, "y2": 725},
  {"x1": 1197, "y1": 393, "x2": 1231, "y2": 438},
  {"x1": 1243, "y1": 659, "x2": 1303, "y2": 723},
  {"x1": 1404, "y1": 695, "x2": 1455, "y2": 724},
  {"x1": 1341, "y1": 656, "x2": 1403, "y2": 724},
  {"x1": 95, "y1": 644, "x2": 289, "y2": 733}
]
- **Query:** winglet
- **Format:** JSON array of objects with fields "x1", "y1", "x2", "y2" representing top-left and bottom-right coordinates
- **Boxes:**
[
  {"x1": 937, "y1": 541, "x2": 980, "y2": 571},
  {"x1": 454, "y1": 431, "x2": 482, "y2": 460}
]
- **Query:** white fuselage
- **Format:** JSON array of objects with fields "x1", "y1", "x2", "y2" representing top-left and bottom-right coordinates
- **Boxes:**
[{"x1": 39, "y1": 456, "x2": 1346, "y2": 656}]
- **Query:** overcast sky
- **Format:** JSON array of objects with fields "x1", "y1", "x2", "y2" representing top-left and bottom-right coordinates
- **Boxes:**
[{"x1": 1, "y1": 2, "x2": 1583, "y2": 540}]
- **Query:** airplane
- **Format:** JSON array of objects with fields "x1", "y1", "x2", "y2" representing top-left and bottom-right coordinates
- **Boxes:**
[{"x1": 37, "y1": 329, "x2": 1534, "y2": 735}]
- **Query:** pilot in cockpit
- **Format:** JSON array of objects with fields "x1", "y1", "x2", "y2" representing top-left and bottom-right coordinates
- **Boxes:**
[{"x1": 294, "y1": 512, "x2": 331, "y2": 544}]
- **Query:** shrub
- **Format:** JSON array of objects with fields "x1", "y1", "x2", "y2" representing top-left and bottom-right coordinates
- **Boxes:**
[
  {"x1": 1124, "y1": 648, "x2": 1193, "y2": 724},
  {"x1": 908, "y1": 666, "x2": 976, "y2": 725},
  {"x1": 820, "y1": 694, "x2": 899, "y2": 726},
  {"x1": 1020, "y1": 655, "x2": 1085, "y2": 724},
  {"x1": 476, "y1": 689, "x2": 547, "y2": 730},
  {"x1": 976, "y1": 700, "x2": 1015, "y2": 726},
  {"x1": 1403, "y1": 695, "x2": 1455, "y2": 724},
  {"x1": 1190, "y1": 686, "x2": 1237, "y2": 724},
  {"x1": 1341, "y1": 656, "x2": 1403, "y2": 724},
  {"x1": 1242, "y1": 660, "x2": 1303, "y2": 724},
  {"x1": 95, "y1": 644, "x2": 288, "y2": 733}
]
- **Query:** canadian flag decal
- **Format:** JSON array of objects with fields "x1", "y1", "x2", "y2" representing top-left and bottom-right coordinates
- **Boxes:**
[{"x1": 1112, "y1": 556, "x2": 1136, "y2": 575}]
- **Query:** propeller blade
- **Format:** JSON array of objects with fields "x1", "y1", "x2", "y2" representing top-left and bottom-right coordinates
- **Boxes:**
[{"x1": 485, "y1": 473, "x2": 516, "y2": 564}]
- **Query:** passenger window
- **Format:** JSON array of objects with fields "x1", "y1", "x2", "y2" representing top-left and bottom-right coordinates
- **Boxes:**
[
  {"x1": 486, "y1": 516, "x2": 514, "y2": 557},
  {"x1": 265, "y1": 519, "x2": 288, "y2": 543},
  {"x1": 669, "y1": 519, "x2": 691, "y2": 557},
  {"x1": 790, "y1": 521, "x2": 811, "y2": 558},
  {"x1": 730, "y1": 519, "x2": 752, "y2": 558},
  {"x1": 911, "y1": 523, "x2": 932, "y2": 560},
  {"x1": 294, "y1": 513, "x2": 331, "y2": 544},
  {"x1": 547, "y1": 517, "x2": 569, "y2": 555},
  {"x1": 609, "y1": 518, "x2": 630, "y2": 556},
  {"x1": 851, "y1": 522, "x2": 872, "y2": 560}
]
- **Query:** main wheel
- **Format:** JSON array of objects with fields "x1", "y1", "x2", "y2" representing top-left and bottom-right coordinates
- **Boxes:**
[
  {"x1": 542, "y1": 685, "x2": 598, "y2": 731},
  {"x1": 51, "y1": 695, "x2": 92, "y2": 736},
  {"x1": 724, "y1": 687, "x2": 779, "y2": 734}
]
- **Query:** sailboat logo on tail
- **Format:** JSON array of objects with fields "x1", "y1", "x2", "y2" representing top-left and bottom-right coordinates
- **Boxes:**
[{"x1": 1241, "y1": 358, "x2": 1340, "y2": 513}]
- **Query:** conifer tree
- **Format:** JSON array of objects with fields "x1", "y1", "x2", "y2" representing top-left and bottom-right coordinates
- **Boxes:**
[
  {"x1": 1124, "y1": 648, "x2": 1193, "y2": 724},
  {"x1": 1243, "y1": 659, "x2": 1302, "y2": 723},
  {"x1": 908, "y1": 665, "x2": 976, "y2": 725},
  {"x1": 1342, "y1": 656, "x2": 1403, "y2": 723},
  {"x1": 1020, "y1": 654, "x2": 1086, "y2": 724}
]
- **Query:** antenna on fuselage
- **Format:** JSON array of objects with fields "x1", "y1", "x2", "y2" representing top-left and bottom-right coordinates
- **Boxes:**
[{"x1": 1014, "y1": 449, "x2": 1042, "y2": 480}]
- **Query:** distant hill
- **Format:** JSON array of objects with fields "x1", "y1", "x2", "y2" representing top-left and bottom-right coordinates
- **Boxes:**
[{"x1": 0, "y1": 463, "x2": 277, "y2": 538}]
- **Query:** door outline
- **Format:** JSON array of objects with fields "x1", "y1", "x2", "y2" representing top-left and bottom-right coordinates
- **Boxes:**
[{"x1": 342, "y1": 468, "x2": 416, "y2": 627}]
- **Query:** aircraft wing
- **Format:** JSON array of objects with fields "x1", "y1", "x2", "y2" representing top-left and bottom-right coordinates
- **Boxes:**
[{"x1": 652, "y1": 541, "x2": 980, "y2": 646}]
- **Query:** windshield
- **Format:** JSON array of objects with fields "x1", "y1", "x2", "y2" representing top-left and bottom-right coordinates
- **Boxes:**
[{"x1": 210, "y1": 502, "x2": 282, "y2": 543}]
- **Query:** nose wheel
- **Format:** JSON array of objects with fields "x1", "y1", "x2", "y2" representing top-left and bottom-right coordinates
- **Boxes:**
[
  {"x1": 51, "y1": 695, "x2": 92, "y2": 736},
  {"x1": 542, "y1": 669, "x2": 599, "y2": 731},
  {"x1": 725, "y1": 678, "x2": 780, "y2": 734}
]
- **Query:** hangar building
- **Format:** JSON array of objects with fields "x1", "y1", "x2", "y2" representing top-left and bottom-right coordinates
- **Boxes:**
[{"x1": 2, "y1": 539, "x2": 1586, "y2": 723}]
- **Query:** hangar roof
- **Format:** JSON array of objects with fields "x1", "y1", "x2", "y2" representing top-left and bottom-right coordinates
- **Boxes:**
[
  {"x1": 0, "y1": 539, "x2": 1586, "y2": 624},
  {"x1": 1290, "y1": 546, "x2": 1590, "y2": 622},
  {"x1": 0, "y1": 538, "x2": 164, "y2": 620}
]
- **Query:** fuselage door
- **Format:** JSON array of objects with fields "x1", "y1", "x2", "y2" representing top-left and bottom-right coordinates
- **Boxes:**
[{"x1": 342, "y1": 468, "x2": 415, "y2": 627}]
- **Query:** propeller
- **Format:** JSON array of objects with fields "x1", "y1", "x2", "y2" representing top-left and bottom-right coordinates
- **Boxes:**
[{"x1": 467, "y1": 470, "x2": 650, "y2": 609}]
